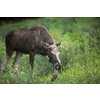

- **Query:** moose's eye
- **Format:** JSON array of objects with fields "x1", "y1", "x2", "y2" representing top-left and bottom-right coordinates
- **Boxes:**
[
  {"x1": 51, "y1": 53, "x2": 55, "y2": 55},
  {"x1": 51, "y1": 51, "x2": 55, "y2": 55},
  {"x1": 51, "y1": 52, "x2": 55, "y2": 56}
]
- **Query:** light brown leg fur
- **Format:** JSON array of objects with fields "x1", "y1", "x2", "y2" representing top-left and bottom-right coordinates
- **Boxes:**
[
  {"x1": 1, "y1": 54, "x2": 11, "y2": 75},
  {"x1": 13, "y1": 51, "x2": 23, "y2": 76}
]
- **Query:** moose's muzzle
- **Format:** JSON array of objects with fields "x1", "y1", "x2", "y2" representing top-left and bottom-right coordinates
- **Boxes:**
[
  {"x1": 51, "y1": 63, "x2": 62, "y2": 82},
  {"x1": 55, "y1": 63, "x2": 62, "y2": 70}
]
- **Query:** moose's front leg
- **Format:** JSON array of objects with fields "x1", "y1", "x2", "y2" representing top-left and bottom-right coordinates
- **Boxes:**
[
  {"x1": 51, "y1": 69, "x2": 58, "y2": 82},
  {"x1": 29, "y1": 51, "x2": 35, "y2": 83}
]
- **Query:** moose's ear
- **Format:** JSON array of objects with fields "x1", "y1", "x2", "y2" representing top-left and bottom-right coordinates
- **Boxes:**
[
  {"x1": 56, "y1": 40, "x2": 62, "y2": 47},
  {"x1": 41, "y1": 41, "x2": 50, "y2": 49}
]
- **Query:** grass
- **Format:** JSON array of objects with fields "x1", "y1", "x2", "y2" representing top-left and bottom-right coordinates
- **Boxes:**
[{"x1": 0, "y1": 17, "x2": 100, "y2": 84}]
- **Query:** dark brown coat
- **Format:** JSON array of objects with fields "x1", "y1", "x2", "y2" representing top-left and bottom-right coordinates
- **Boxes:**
[{"x1": 6, "y1": 25, "x2": 54, "y2": 56}]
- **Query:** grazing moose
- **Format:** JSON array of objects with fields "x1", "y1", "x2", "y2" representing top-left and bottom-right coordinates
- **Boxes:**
[{"x1": 0, "y1": 25, "x2": 62, "y2": 82}]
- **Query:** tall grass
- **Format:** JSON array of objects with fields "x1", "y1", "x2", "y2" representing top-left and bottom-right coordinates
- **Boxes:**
[{"x1": 0, "y1": 17, "x2": 100, "y2": 84}]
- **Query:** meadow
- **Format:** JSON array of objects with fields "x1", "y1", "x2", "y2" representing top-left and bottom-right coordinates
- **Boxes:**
[{"x1": 0, "y1": 17, "x2": 100, "y2": 84}]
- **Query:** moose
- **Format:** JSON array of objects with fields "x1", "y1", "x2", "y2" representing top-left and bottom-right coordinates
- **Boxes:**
[{"x1": 0, "y1": 25, "x2": 62, "y2": 82}]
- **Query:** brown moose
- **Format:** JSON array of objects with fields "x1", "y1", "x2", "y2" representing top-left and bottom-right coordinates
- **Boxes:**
[{"x1": 0, "y1": 25, "x2": 62, "y2": 82}]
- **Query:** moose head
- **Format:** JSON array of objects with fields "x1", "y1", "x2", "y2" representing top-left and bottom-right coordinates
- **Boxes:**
[{"x1": 41, "y1": 40, "x2": 62, "y2": 81}]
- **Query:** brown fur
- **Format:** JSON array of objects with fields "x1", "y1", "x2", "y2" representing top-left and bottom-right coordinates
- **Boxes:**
[{"x1": 6, "y1": 25, "x2": 54, "y2": 56}]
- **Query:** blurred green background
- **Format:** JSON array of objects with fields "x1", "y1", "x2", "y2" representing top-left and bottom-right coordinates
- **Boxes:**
[{"x1": 0, "y1": 17, "x2": 100, "y2": 84}]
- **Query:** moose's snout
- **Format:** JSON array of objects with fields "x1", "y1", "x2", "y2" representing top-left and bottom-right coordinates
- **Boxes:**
[{"x1": 55, "y1": 63, "x2": 62, "y2": 70}]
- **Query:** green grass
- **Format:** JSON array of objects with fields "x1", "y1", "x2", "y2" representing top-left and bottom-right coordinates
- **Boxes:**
[{"x1": 0, "y1": 17, "x2": 100, "y2": 84}]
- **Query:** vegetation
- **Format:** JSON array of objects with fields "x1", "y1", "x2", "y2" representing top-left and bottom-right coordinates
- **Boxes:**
[{"x1": 0, "y1": 17, "x2": 100, "y2": 84}]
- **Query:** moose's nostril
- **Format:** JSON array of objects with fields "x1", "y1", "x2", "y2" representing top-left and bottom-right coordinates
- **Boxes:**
[
  {"x1": 55, "y1": 65, "x2": 62, "y2": 70},
  {"x1": 57, "y1": 66, "x2": 59, "y2": 70}
]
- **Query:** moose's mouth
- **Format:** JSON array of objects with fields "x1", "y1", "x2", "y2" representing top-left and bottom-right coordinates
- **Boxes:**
[
  {"x1": 51, "y1": 65, "x2": 62, "y2": 82},
  {"x1": 51, "y1": 74, "x2": 58, "y2": 81}
]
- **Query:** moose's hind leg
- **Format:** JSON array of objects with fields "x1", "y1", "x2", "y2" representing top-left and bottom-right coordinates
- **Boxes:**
[
  {"x1": 13, "y1": 51, "x2": 23, "y2": 76},
  {"x1": 1, "y1": 51, "x2": 14, "y2": 75}
]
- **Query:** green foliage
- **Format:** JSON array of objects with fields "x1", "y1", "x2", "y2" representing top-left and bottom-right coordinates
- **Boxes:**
[{"x1": 0, "y1": 17, "x2": 100, "y2": 84}]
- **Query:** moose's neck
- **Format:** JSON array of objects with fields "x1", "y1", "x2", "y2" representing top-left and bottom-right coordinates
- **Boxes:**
[{"x1": 36, "y1": 47, "x2": 48, "y2": 56}]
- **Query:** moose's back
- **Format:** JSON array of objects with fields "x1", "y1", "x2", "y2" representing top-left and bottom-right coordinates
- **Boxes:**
[{"x1": 5, "y1": 25, "x2": 54, "y2": 54}]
